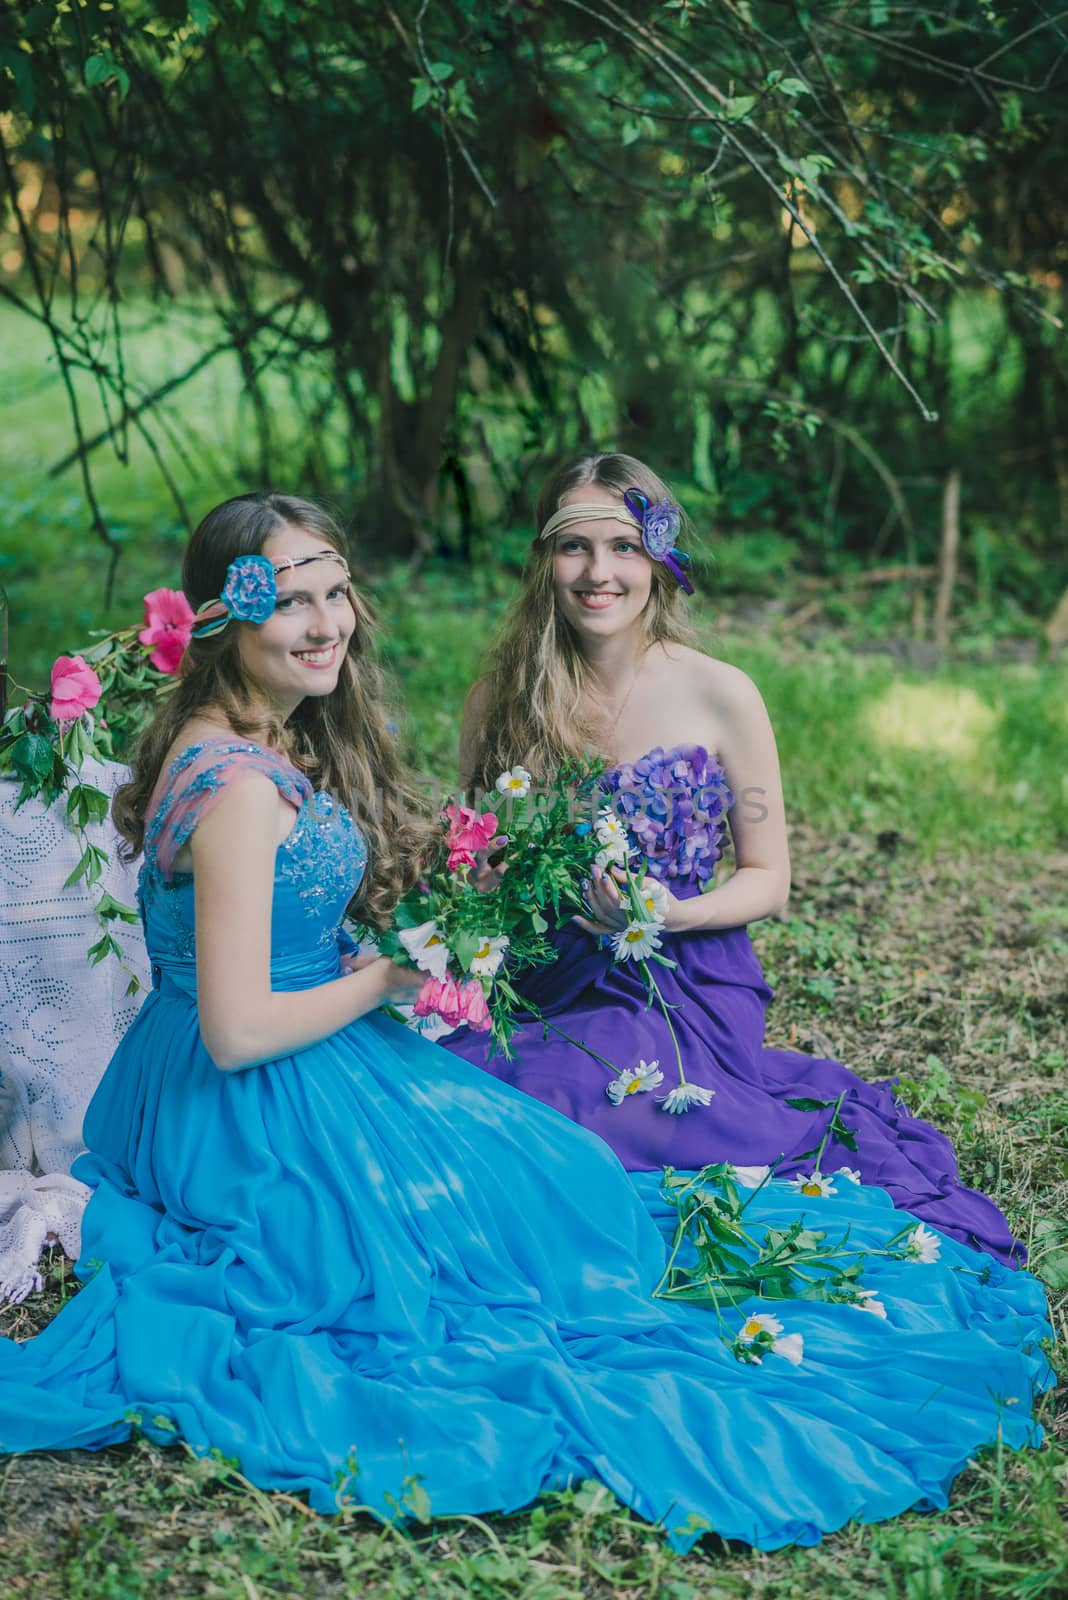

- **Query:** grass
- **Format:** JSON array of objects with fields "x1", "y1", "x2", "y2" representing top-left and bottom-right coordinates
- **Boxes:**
[
  {"x1": 1, "y1": 299, "x2": 1066, "y2": 1598},
  {"x1": 1, "y1": 832, "x2": 1065, "y2": 1600}
]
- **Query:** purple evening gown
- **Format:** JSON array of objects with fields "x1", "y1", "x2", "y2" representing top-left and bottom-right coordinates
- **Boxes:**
[{"x1": 444, "y1": 745, "x2": 1023, "y2": 1267}]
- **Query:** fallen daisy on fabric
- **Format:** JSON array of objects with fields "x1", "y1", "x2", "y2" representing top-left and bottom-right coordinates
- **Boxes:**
[
  {"x1": 729, "y1": 1164, "x2": 773, "y2": 1189},
  {"x1": 906, "y1": 1222, "x2": 942, "y2": 1263},
  {"x1": 789, "y1": 1171, "x2": 837, "y2": 1198},
  {"x1": 852, "y1": 1288, "x2": 889, "y2": 1319},
  {"x1": 606, "y1": 1059, "x2": 664, "y2": 1105},
  {"x1": 836, "y1": 1166, "x2": 862, "y2": 1184},
  {"x1": 733, "y1": 1312, "x2": 805, "y2": 1367},
  {"x1": 661, "y1": 1082, "x2": 715, "y2": 1115}
]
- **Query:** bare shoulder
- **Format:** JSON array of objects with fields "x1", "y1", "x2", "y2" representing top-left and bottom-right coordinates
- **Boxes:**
[
  {"x1": 657, "y1": 645, "x2": 767, "y2": 717},
  {"x1": 463, "y1": 674, "x2": 494, "y2": 718}
]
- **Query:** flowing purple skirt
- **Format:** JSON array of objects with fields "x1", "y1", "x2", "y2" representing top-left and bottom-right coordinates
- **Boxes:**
[{"x1": 444, "y1": 913, "x2": 1023, "y2": 1267}]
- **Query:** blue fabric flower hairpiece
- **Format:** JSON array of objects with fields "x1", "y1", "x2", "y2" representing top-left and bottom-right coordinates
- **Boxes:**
[{"x1": 191, "y1": 555, "x2": 278, "y2": 639}]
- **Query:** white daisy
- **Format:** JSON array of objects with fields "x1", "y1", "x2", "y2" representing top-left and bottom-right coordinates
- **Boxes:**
[
  {"x1": 606, "y1": 1059, "x2": 664, "y2": 1105},
  {"x1": 789, "y1": 1171, "x2": 837, "y2": 1199},
  {"x1": 595, "y1": 810, "x2": 627, "y2": 848},
  {"x1": 729, "y1": 1164, "x2": 772, "y2": 1189},
  {"x1": 906, "y1": 1222, "x2": 942, "y2": 1263},
  {"x1": 852, "y1": 1289, "x2": 888, "y2": 1319},
  {"x1": 469, "y1": 934, "x2": 509, "y2": 976},
  {"x1": 660, "y1": 1081, "x2": 715, "y2": 1115},
  {"x1": 835, "y1": 1166, "x2": 862, "y2": 1185},
  {"x1": 772, "y1": 1332, "x2": 805, "y2": 1365},
  {"x1": 738, "y1": 1311, "x2": 784, "y2": 1344},
  {"x1": 594, "y1": 841, "x2": 628, "y2": 869},
  {"x1": 638, "y1": 877, "x2": 669, "y2": 924},
  {"x1": 494, "y1": 766, "x2": 532, "y2": 798},
  {"x1": 397, "y1": 919, "x2": 450, "y2": 980},
  {"x1": 611, "y1": 920, "x2": 663, "y2": 962}
]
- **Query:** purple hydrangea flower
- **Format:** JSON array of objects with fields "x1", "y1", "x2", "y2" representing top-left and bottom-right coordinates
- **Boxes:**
[
  {"x1": 601, "y1": 745, "x2": 734, "y2": 889},
  {"x1": 221, "y1": 555, "x2": 277, "y2": 624}
]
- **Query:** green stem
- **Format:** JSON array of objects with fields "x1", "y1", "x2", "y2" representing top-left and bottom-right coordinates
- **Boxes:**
[
  {"x1": 644, "y1": 959, "x2": 686, "y2": 1088},
  {"x1": 811, "y1": 1089, "x2": 848, "y2": 1174},
  {"x1": 525, "y1": 1005, "x2": 624, "y2": 1077}
]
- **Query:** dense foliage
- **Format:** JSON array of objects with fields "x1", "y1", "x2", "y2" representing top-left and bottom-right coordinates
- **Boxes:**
[{"x1": 1, "y1": 2, "x2": 1066, "y2": 607}]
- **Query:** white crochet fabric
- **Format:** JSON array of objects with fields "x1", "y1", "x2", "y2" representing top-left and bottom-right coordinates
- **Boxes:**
[{"x1": 0, "y1": 761, "x2": 148, "y2": 1302}]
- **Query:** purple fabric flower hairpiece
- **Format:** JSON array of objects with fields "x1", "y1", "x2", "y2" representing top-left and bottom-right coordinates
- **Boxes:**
[{"x1": 622, "y1": 489, "x2": 694, "y2": 595}]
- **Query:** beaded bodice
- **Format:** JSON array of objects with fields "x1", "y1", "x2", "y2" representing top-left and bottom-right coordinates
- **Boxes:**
[
  {"x1": 139, "y1": 740, "x2": 367, "y2": 990},
  {"x1": 601, "y1": 744, "x2": 733, "y2": 893}
]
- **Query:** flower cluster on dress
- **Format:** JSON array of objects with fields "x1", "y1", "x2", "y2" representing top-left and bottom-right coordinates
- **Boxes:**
[
  {"x1": 655, "y1": 1161, "x2": 946, "y2": 1364},
  {"x1": 600, "y1": 744, "x2": 733, "y2": 888}
]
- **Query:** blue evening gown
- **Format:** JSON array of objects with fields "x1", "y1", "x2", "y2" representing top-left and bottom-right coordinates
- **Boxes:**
[{"x1": 0, "y1": 739, "x2": 1053, "y2": 1551}]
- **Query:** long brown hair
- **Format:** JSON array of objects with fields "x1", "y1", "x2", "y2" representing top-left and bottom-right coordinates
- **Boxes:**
[
  {"x1": 113, "y1": 493, "x2": 429, "y2": 925},
  {"x1": 469, "y1": 453, "x2": 696, "y2": 789}
]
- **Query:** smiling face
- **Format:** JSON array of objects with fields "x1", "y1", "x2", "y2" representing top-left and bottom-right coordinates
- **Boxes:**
[
  {"x1": 550, "y1": 484, "x2": 654, "y2": 645},
  {"x1": 236, "y1": 522, "x2": 356, "y2": 719}
]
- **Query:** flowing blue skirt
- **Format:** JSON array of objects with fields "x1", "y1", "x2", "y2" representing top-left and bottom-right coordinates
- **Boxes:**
[{"x1": 0, "y1": 992, "x2": 1053, "y2": 1551}]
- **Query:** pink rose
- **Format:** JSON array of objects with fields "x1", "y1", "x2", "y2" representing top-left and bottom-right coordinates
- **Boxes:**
[
  {"x1": 413, "y1": 974, "x2": 465, "y2": 1027},
  {"x1": 456, "y1": 979, "x2": 492, "y2": 1032},
  {"x1": 443, "y1": 803, "x2": 499, "y2": 874},
  {"x1": 49, "y1": 655, "x2": 102, "y2": 724},
  {"x1": 139, "y1": 587, "x2": 194, "y2": 675}
]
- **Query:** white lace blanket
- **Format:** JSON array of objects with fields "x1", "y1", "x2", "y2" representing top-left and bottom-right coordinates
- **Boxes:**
[{"x1": 0, "y1": 762, "x2": 148, "y2": 1303}]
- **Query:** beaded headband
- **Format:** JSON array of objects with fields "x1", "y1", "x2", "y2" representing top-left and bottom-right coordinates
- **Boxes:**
[
  {"x1": 539, "y1": 488, "x2": 694, "y2": 594},
  {"x1": 190, "y1": 551, "x2": 351, "y2": 640}
]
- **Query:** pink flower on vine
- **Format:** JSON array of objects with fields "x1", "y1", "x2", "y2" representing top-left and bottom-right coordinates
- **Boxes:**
[
  {"x1": 139, "y1": 587, "x2": 195, "y2": 675},
  {"x1": 443, "y1": 803, "x2": 499, "y2": 872},
  {"x1": 49, "y1": 655, "x2": 102, "y2": 724}
]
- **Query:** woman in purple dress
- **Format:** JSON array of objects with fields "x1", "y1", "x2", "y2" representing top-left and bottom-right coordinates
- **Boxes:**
[{"x1": 443, "y1": 451, "x2": 1022, "y2": 1267}]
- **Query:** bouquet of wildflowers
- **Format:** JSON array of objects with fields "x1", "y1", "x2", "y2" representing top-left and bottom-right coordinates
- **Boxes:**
[
  {"x1": 369, "y1": 757, "x2": 717, "y2": 1100},
  {"x1": 365, "y1": 761, "x2": 606, "y2": 1050}
]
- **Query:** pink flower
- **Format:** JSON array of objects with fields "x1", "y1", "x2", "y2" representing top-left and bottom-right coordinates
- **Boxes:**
[
  {"x1": 443, "y1": 803, "x2": 499, "y2": 873},
  {"x1": 49, "y1": 655, "x2": 102, "y2": 724},
  {"x1": 139, "y1": 587, "x2": 194, "y2": 675},
  {"x1": 413, "y1": 975, "x2": 465, "y2": 1027},
  {"x1": 456, "y1": 979, "x2": 492, "y2": 1032}
]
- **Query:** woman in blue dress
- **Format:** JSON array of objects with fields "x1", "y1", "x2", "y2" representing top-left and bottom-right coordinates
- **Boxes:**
[
  {"x1": 0, "y1": 491, "x2": 1051, "y2": 1549},
  {"x1": 445, "y1": 452, "x2": 1023, "y2": 1267}
]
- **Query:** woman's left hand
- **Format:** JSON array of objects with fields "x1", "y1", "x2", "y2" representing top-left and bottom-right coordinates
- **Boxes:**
[{"x1": 572, "y1": 865, "x2": 685, "y2": 937}]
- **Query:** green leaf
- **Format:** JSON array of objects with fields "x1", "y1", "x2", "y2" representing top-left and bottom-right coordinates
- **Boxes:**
[
  {"x1": 786, "y1": 1096, "x2": 835, "y2": 1113},
  {"x1": 84, "y1": 54, "x2": 129, "y2": 98},
  {"x1": 427, "y1": 61, "x2": 453, "y2": 82},
  {"x1": 66, "y1": 783, "x2": 109, "y2": 828},
  {"x1": 410, "y1": 79, "x2": 432, "y2": 111},
  {"x1": 404, "y1": 1476, "x2": 432, "y2": 1522},
  {"x1": 451, "y1": 928, "x2": 483, "y2": 971},
  {"x1": 10, "y1": 732, "x2": 55, "y2": 784},
  {"x1": 724, "y1": 95, "x2": 757, "y2": 120},
  {"x1": 777, "y1": 77, "x2": 809, "y2": 98},
  {"x1": 63, "y1": 847, "x2": 94, "y2": 890},
  {"x1": 95, "y1": 890, "x2": 139, "y2": 924},
  {"x1": 87, "y1": 932, "x2": 121, "y2": 966}
]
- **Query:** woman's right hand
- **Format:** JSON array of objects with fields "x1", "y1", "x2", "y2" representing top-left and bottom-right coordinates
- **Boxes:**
[
  {"x1": 472, "y1": 836, "x2": 510, "y2": 894},
  {"x1": 363, "y1": 957, "x2": 428, "y2": 1007}
]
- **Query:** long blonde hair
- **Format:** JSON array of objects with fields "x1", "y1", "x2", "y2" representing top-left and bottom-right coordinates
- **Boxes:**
[
  {"x1": 470, "y1": 453, "x2": 696, "y2": 788},
  {"x1": 113, "y1": 493, "x2": 430, "y2": 926}
]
